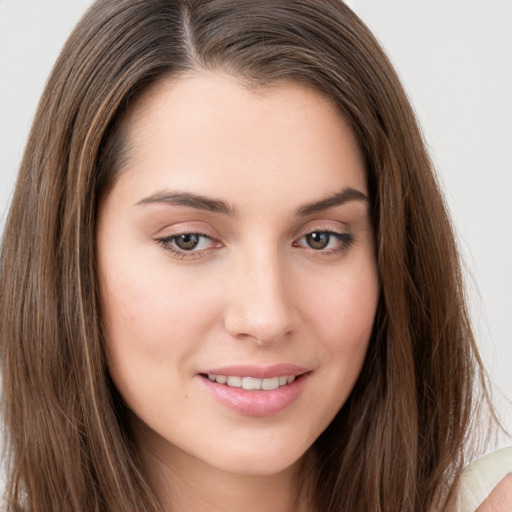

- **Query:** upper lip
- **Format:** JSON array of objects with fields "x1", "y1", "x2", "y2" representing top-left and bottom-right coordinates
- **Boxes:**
[{"x1": 200, "y1": 364, "x2": 310, "y2": 379}]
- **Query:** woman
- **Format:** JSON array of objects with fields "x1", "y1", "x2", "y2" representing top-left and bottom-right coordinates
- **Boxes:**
[{"x1": 0, "y1": 1, "x2": 510, "y2": 511}]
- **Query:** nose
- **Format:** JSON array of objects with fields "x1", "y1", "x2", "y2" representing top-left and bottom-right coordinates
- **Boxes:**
[{"x1": 223, "y1": 248, "x2": 298, "y2": 345}]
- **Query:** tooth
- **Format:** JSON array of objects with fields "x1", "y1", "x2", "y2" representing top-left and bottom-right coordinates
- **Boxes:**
[
  {"x1": 262, "y1": 377, "x2": 280, "y2": 390},
  {"x1": 226, "y1": 376, "x2": 242, "y2": 387},
  {"x1": 212, "y1": 374, "x2": 296, "y2": 389},
  {"x1": 242, "y1": 377, "x2": 262, "y2": 390}
]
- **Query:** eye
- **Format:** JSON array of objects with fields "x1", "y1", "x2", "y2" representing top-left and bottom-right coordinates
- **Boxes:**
[
  {"x1": 173, "y1": 233, "x2": 204, "y2": 251},
  {"x1": 294, "y1": 230, "x2": 353, "y2": 254},
  {"x1": 304, "y1": 231, "x2": 331, "y2": 250},
  {"x1": 156, "y1": 232, "x2": 221, "y2": 258}
]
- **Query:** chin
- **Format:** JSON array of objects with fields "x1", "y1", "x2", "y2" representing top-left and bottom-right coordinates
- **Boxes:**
[{"x1": 204, "y1": 441, "x2": 311, "y2": 477}]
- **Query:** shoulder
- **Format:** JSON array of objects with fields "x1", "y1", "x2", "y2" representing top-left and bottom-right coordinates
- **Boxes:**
[
  {"x1": 475, "y1": 473, "x2": 512, "y2": 511},
  {"x1": 459, "y1": 446, "x2": 512, "y2": 512}
]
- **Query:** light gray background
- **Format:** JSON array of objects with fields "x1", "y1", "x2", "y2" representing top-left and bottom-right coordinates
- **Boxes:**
[{"x1": 0, "y1": 0, "x2": 510, "y2": 461}]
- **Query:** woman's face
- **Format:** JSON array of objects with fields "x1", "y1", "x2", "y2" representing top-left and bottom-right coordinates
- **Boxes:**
[{"x1": 97, "y1": 72, "x2": 379, "y2": 477}]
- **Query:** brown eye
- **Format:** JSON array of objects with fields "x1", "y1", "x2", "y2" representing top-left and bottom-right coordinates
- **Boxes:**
[
  {"x1": 305, "y1": 231, "x2": 330, "y2": 250},
  {"x1": 156, "y1": 232, "x2": 221, "y2": 258},
  {"x1": 294, "y1": 229, "x2": 354, "y2": 255},
  {"x1": 174, "y1": 234, "x2": 201, "y2": 250}
]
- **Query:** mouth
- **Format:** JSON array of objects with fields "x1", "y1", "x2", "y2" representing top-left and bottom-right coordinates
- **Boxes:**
[
  {"x1": 198, "y1": 366, "x2": 311, "y2": 416},
  {"x1": 202, "y1": 373, "x2": 298, "y2": 390}
]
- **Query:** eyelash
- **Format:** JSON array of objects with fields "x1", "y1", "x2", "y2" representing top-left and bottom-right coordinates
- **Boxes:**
[
  {"x1": 294, "y1": 230, "x2": 354, "y2": 256},
  {"x1": 155, "y1": 229, "x2": 354, "y2": 260},
  {"x1": 156, "y1": 231, "x2": 219, "y2": 260}
]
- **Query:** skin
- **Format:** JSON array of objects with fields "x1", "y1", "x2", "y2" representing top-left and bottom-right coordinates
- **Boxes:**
[
  {"x1": 97, "y1": 72, "x2": 379, "y2": 512},
  {"x1": 476, "y1": 475, "x2": 512, "y2": 512}
]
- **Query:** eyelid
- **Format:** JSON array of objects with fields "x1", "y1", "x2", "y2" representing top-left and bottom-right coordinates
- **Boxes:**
[
  {"x1": 293, "y1": 221, "x2": 354, "y2": 256},
  {"x1": 294, "y1": 219, "x2": 349, "y2": 238},
  {"x1": 153, "y1": 221, "x2": 223, "y2": 260},
  {"x1": 155, "y1": 232, "x2": 222, "y2": 260},
  {"x1": 152, "y1": 218, "x2": 219, "y2": 236}
]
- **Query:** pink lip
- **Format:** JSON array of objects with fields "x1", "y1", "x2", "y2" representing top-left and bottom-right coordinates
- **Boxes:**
[{"x1": 198, "y1": 364, "x2": 311, "y2": 417}]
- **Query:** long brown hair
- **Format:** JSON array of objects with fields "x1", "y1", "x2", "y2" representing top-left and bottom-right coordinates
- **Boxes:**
[{"x1": 0, "y1": 1, "x2": 489, "y2": 510}]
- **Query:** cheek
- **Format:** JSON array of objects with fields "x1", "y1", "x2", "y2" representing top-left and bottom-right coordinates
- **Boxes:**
[
  {"x1": 99, "y1": 263, "x2": 224, "y2": 426},
  {"x1": 308, "y1": 261, "x2": 379, "y2": 350},
  {"x1": 99, "y1": 255, "x2": 221, "y2": 378},
  {"x1": 305, "y1": 258, "x2": 379, "y2": 403}
]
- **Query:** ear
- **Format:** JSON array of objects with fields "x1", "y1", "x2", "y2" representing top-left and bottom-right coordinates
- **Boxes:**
[{"x1": 476, "y1": 474, "x2": 512, "y2": 512}]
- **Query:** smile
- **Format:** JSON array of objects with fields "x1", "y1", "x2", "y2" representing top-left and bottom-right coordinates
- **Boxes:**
[
  {"x1": 201, "y1": 369, "x2": 310, "y2": 416},
  {"x1": 206, "y1": 374, "x2": 296, "y2": 390}
]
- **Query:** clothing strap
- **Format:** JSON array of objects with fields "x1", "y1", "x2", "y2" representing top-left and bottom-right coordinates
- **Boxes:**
[{"x1": 458, "y1": 446, "x2": 512, "y2": 512}]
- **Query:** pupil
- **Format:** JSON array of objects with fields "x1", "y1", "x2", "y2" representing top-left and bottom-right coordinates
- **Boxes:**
[
  {"x1": 175, "y1": 234, "x2": 200, "y2": 250},
  {"x1": 306, "y1": 232, "x2": 329, "y2": 250}
]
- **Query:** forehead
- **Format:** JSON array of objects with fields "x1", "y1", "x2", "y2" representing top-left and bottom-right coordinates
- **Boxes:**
[{"x1": 111, "y1": 71, "x2": 367, "y2": 210}]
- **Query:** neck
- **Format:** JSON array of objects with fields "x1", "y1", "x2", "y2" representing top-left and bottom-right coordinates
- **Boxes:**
[{"x1": 136, "y1": 428, "x2": 315, "y2": 512}]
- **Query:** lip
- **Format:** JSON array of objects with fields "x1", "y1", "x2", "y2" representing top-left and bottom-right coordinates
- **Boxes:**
[
  {"x1": 201, "y1": 364, "x2": 309, "y2": 379},
  {"x1": 198, "y1": 364, "x2": 311, "y2": 417}
]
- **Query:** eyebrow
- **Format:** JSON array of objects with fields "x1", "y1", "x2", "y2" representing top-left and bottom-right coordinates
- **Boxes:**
[
  {"x1": 136, "y1": 187, "x2": 369, "y2": 217},
  {"x1": 296, "y1": 187, "x2": 369, "y2": 216},
  {"x1": 136, "y1": 191, "x2": 235, "y2": 216}
]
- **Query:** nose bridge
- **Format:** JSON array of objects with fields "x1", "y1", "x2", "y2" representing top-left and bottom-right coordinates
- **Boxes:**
[{"x1": 224, "y1": 243, "x2": 296, "y2": 344}]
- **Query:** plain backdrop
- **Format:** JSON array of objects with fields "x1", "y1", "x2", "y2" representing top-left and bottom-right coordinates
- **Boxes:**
[{"x1": 0, "y1": 0, "x2": 511, "y2": 481}]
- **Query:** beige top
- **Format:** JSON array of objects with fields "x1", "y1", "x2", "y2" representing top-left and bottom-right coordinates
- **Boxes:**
[{"x1": 458, "y1": 446, "x2": 512, "y2": 512}]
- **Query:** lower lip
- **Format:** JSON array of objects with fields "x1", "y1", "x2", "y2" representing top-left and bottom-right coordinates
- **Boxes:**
[{"x1": 199, "y1": 373, "x2": 310, "y2": 417}]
